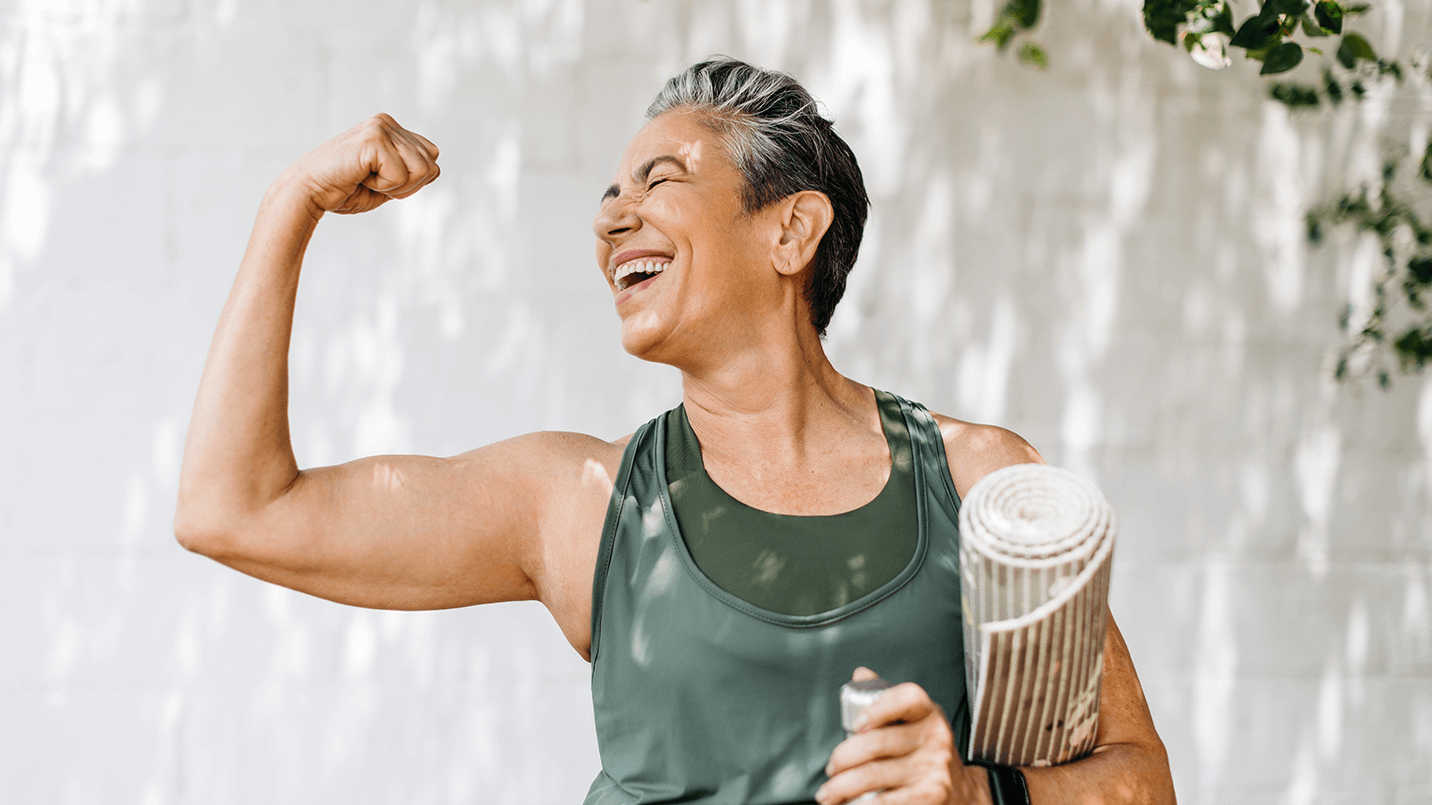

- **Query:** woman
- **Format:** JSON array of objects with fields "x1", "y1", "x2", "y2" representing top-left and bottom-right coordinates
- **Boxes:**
[{"x1": 176, "y1": 58, "x2": 1174, "y2": 805}]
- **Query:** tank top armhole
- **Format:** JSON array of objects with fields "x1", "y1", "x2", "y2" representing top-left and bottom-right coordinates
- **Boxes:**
[
  {"x1": 589, "y1": 420, "x2": 654, "y2": 664},
  {"x1": 899, "y1": 397, "x2": 963, "y2": 519}
]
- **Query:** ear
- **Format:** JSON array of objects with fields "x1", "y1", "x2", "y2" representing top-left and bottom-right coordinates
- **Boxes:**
[{"x1": 772, "y1": 190, "x2": 834, "y2": 278}]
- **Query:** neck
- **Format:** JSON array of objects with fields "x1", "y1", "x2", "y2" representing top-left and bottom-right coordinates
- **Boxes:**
[{"x1": 677, "y1": 314, "x2": 877, "y2": 468}]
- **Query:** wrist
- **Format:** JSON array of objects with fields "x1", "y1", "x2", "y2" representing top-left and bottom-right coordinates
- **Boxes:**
[
  {"x1": 967, "y1": 761, "x2": 1029, "y2": 805},
  {"x1": 265, "y1": 169, "x2": 326, "y2": 225},
  {"x1": 966, "y1": 762, "x2": 995, "y2": 805}
]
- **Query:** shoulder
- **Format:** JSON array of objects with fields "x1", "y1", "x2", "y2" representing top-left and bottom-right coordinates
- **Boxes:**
[
  {"x1": 925, "y1": 410, "x2": 1044, "y2": 501},
  {"x1": 446, "y1": 430, "x2": 628, "y2": 515}
]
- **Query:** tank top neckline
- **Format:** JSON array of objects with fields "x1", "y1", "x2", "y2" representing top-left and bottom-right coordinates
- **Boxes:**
[
  {"x1": 652, "y1": 389, "x2": 933, "y2": 628},
  {"x1": 673, "y1": 387, "x2": 907, "y2": 519}
]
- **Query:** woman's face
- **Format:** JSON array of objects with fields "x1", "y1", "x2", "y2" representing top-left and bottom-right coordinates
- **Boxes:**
[{"x1": 593, "y1": 111, "x2": 783, "y2": 365}]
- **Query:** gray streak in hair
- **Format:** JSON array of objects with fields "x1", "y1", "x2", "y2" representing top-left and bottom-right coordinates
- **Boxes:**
[{"x1": 646, "y1": 57, "x2": 869, "y2": 337}]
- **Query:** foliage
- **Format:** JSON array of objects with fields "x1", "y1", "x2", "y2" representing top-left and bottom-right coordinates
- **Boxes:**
[
  {"x1": 1143, "y1": 0, "x2": 1375, "y2": 76},
  {"x1": 979, "y1": 0, "x2": 1049, "y2": 70},
  {"x1": 1142, "y1": 2, "x2": 1432, "y2": 386},
  {"x1": 987, "y1": 1, "x2": 1430, "y2": 384},
  {"x1": 1308, "y1": 156, "x2": 1432, "y2": 386}
]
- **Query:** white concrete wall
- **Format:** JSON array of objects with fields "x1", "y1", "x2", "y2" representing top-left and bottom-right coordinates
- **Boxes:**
[{"x1": 1, "y1": 0, "x2": 1429, "y2": 803}]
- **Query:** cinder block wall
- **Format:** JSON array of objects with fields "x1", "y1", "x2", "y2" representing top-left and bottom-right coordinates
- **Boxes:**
[{"x1": 1, "y1": 1, "x2": 1428, "y2": 803}]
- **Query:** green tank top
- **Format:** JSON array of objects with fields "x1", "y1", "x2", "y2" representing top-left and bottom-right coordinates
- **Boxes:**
[
  {"x1": 585, "y1": 391, "x2": 970, "y2": 805},
  {"x1": 665, "y1": 389, "x2": 918, "y2": 616}
]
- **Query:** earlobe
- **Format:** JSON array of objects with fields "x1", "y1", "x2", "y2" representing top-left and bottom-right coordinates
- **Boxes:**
[{"x1": 774, "y1": 190, "x2": 834, "y2": 277}]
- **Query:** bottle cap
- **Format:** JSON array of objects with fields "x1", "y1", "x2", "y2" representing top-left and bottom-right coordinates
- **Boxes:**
[{"x1": 839, "y1": 678, "x2": 893, "y2": 733}]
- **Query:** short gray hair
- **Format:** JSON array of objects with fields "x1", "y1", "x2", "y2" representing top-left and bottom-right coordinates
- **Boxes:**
[{"x1": 647, "y1": 57, "x2": 869, "y2": 337}]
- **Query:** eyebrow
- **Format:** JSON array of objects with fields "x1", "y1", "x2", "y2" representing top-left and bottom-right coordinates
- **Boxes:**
[{"x1": 601, "y1": 154, "x2": 687, "y2": 202}]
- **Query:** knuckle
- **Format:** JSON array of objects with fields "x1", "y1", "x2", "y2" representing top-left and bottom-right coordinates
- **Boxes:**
[{"x1": 894, "y1": 681, "x2": 926, "y2": 698}]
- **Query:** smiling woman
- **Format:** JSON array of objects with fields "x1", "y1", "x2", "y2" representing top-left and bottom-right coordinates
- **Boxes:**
[{"x1": 174, "y1": 58, "x2": 1174, "y2": 805}]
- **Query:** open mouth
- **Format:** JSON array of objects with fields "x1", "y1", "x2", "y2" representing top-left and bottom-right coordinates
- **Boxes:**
[{"x1": 614, "y1": 259, "x2": 671, "y2": 292}]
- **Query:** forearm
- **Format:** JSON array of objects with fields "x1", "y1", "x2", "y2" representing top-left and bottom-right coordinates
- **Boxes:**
[
  {"x1": 1000, "y1": 614, "x2": 1175, "y2": 805},
  {"x1": 1019, "y1": 739, "x2": 1174, "y2": 805},
  {"x1": 175, "y1": 178, "x2": 322, "y2": 546}
]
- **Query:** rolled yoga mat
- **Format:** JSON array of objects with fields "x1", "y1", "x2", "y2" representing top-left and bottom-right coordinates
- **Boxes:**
[{"x1": 959, "y1": 463, "x2": 1116, "y2": 767}]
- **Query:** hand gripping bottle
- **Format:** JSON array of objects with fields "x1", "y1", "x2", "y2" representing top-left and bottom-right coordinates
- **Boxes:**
[{"x1": 839, "y1": 677, "x2": 893, "y2": 803}]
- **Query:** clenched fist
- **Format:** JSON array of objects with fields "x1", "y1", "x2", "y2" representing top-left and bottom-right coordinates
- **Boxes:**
[
  {"x1": 819, "y1": 667, "x2": 992, "y2": 805},
  {"x1": 279, "y1": 113, "x2": 441, "y2": 217}
]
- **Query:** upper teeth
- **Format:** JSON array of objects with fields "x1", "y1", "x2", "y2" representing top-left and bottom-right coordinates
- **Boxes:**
[{"x1": 614, "y1": 259, "x2": 670, "y2": 285}]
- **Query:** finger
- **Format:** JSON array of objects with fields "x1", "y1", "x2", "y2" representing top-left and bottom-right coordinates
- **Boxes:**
[
  {"x1": 863, "y1": 781, "x2": 953, "y2": 805},
  {"x1": 827, "y1": 722, "x2": 923, "y2": 776},
  {"x1": 817, "y1": 755, "x2": 917, "y2": 805},
  {"x1": 852, "y1": 666, "x2": 880, "y2": 682},
  {"x1": 383, "y1": 131, "x2": 441, "y2": 198},
  {"x1": 332, "y1": 185, "x2": 390, "y2": 215},
  {"x1": 409, "y1": 131, "x2": 440, "y2": 161},
  {"x1": 361, "y1": 137, "x2": 414, "y2": 196},
  {"x1": 390, "y1": 153, "x2": 440, "y2": 199},
  {"x1": 858, "y1": 682, "x2": 938, "y2": 731}
]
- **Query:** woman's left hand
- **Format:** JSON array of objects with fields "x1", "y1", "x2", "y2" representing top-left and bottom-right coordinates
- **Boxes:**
[{"x1": 817, "y1": 668, "x2": 991, "y2": 805}]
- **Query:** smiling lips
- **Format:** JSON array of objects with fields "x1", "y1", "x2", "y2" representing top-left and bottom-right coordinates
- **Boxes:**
[{"x1": 613, "y1": 257, "x2": 672, "y2": 292}]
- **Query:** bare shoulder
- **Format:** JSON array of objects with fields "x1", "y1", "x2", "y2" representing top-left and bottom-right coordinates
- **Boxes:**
[
  {"x1": 486, "y1": 429, "x2": 626, "y2": 660},
  {"x1": 483, "y1": 429, "x2": 627, "y2": 478},
  {"x1": 926, "y1": 410, "x2": 1044, "y2": 501}
]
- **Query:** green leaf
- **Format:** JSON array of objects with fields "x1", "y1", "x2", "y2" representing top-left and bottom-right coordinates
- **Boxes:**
[
  {"x1": 1308, "y1": 46, "x2": 1324, "y2": 55},
  {"x1": 1394, "y1": 327, "x2": 1432, "y2": 369},
  {"x1": 1231, "y1": 13, "x2": 1281, "y2": 48},
  {"x1": 1212, "y1": 3, "x2": 1236, "y2": 35},
  {"x1": 1018, "y1": 41, "x2": 1049, "y2": 69},
  {"x1": 1006, "y1": 0, "x2": 1041, "y2": 29},
  {"x1": 1301, "y1": 15, "x2": 1330, "y2": 37},
  {"x1": 1143, "y1": 0, "x2": 1203, "y2": 45},
  {"x1": 1408, "y1": 257, "x2": 1432, "y2": 285},
  {"x1": 1268, "y1": 0, "x2": 1309, "y2": 15},
  {"x1": 980, "y1": 21, "x2": 1017, "y2": 51},
  {"x1": 1246, "y1": 43, "x2": 1277, "y2": 61},
  {"x1": 1323, "y1": 68, "x2": 1344, "y2": 104},
  {"x1": 1337, "y1": 32, "x2": 1376, "y2": 68},
  {"x1": 1270, "y1": 81, "x2": 1319, "y2": 105},
  {"x1": 1315, "y1": 0, "x2": 1344, "y2": 33},
  {"x1": 1346, "y1": 4, "x2": 1370, "y2": 14}
]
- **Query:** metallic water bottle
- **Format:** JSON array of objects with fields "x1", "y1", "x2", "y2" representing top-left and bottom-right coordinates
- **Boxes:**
[{"x1": 839, "y1": 678, "x2": 893, "y2": 803}]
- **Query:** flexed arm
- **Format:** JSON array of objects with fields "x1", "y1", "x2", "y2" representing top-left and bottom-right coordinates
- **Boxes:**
[
  {"x1": 177, "y1": 114, "x2": 440, "y2": 548},
  {"x1": 174, "y1": 116, "x2": 618, "y2": 642}
]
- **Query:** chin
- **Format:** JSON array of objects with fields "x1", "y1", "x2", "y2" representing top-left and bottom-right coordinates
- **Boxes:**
[{"x1": 618, "y1": 313, "x2": 676, "y2": 364}]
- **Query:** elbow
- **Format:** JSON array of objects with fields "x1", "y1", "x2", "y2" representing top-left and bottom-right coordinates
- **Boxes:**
[
  {"x1": 1150, "y1": 740, "x2": 1177, "y2": 805},
  {"x1": 173, "y1": 505, "x2": 227, "y2": 557},
  {"x1": 173, "y1": 492, "x2": 247, "y2": 559}
]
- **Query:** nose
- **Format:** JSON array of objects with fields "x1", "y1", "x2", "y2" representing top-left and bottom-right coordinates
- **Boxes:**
[{"x1": 593, "y1": 192, "x2": 641, "y2": 244}]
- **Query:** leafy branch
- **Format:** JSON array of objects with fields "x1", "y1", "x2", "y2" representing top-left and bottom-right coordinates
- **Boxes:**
[
  {"x1": 1144, "y1": 0, "x2": 1374, "y2": 76},
  {"x1": 1142, "y1": 2, "x2": 1432, "y2": 386},
  {"x1": 980, "y1": 0, "x2": 1049, "y2": 69},
  {"x1": 1309, "y1": 154, "x2": 1432, "y2": 386}
]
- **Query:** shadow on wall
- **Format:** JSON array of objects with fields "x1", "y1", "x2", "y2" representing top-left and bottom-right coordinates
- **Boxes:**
[{"x1": 0, "y1": 0, "x2": 1430, "y2": 804}]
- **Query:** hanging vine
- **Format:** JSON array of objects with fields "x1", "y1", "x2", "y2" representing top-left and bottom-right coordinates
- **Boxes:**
[
  {"x1": 1142, "y1": 1, "x2": 1432, "y2": 385},
  {"x1": 980, "y1": 2, "x2": 1429, "y2": 383},
  {"x1": 979, "y1": 0, "x2": 1049, "y2": 69}
]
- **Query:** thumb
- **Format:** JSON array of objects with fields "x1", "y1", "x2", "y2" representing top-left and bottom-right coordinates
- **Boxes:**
[{"x1": 851, "y1": 666, "x2": 880, "y2": 682}]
